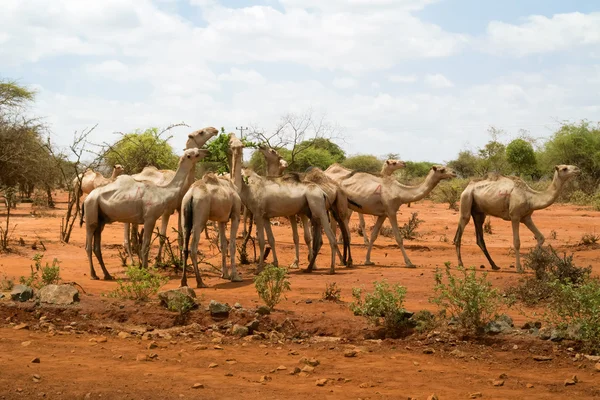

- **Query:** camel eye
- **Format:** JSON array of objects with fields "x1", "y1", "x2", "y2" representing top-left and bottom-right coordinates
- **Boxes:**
[{"x1": 187, "y1": 155, "x2": 191, "y2": 159}]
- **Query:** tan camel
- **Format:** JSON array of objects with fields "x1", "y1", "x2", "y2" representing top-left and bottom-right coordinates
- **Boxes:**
[
  {"x1": 81, "y1": 148, "x2": 209, "y2": 280},
  {"x1": 338, "y1": 165, "x2": 456, "y2": 266},
  {"x1": 454, "y1": 165, "x2": 580, "y2": 272},
  {"x1": 123, "y1": 127, "x2": 219, "y2": 264},
  {"x1": 180, "y1": 137, "x2": 243, "y2": 288},
  {"x1": 325, "y1": 159, "x2": 406, "y2": 244},
  {"x1": 73, "y1": 165, "x2": 124, "y2": 197}
]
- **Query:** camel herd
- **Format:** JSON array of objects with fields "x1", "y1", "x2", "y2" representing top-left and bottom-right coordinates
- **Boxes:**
[{"x1": 76, "y1": 127, "x2": 581, "y2": 288}]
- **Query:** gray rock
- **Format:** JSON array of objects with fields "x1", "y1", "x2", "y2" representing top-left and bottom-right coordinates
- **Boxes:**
[
  {"x1": 256, "y1": 305, "x2": 271, "y2": 316},
  {"x1": 246, "y1": 319, "x2": 260, "y2": 334},
  {"x1": 234, "y1": 302, "x2": 243, "y2": 309},
  {"x1": 496, "y1": 314, "x2": 514, "y2": 327},
  {"x1": 485, "y1": 314, "x2": 514, "y2": 334},
  {"x1": 38, "y1": 284, "x2": 79, "y2": 305},
  {"x1": 232, "y1": 324, "x2": 249, "y2": 337},
  {"x1": 0, "y1": 293, "x2": 4, "y2": 299},
  {"x1": 158, "y1": 288, "x2": 197, "y2": 310},
  {"x1": 539, "y1": 327, "x2": 551, "y2": 340},
  {"x1": 209, "y1": 300, "x2": 231, "y2": 317},
  {"x1": 550, "y1": 329, "x2": 565, "y2": 342},
  {"x1": 11, "y1": 285, "x2": 34, "y2": 302}
]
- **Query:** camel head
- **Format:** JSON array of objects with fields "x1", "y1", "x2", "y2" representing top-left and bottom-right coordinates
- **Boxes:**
[
  {"x1": 382, "y1": 159, "x2": 406, "y2": 174},
  {"x1": 113, "y1": 164, "x2": 124, "y2": 175},
  {"x1": 278, "y1": 159, "x2": 288, "y2": 174},
  {"x1": 554, "y1": 164, "x2": 580, "y2": 182},
  {"x1": 185, "y1": 127, "x2": 219, "y2": 149},
  {"x1": 430, "y1": 165, "x2": 457, "y2": 181},
  {"x1": 258, "y1": 144, "x2": 282, "y2": 163},
  {"x1": 179, "y1": 148, "x2": 210, "y2": 169}
]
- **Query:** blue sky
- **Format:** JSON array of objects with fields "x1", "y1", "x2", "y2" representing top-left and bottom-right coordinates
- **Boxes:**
[{"x1": 1, "y1": 0, "x2": 599, "y2": 163}]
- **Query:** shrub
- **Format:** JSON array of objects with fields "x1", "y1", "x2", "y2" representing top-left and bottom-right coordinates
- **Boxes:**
[
  {"x1": 1, "y1": 274, "x2": 14, "y2": 291},
  {"x1": 20, "y1": 253, "x2": 60, "y2": 288},
  {"x1": 569, "y1": 189, "x2": 591, "y2": 205},
  {"x1": 400, "y1": 212, "x2": 423, "y2": 240},
  {"x1": 484, "y1": 217, "x2": 493, "y2": 234},
  {"x1": 431, "y1": 263, "x2": 507, "y2": 333},
  {"x1": 412, "y1": 310, "x2": 437, "y2": 333},
  {"x1": 350, "y1": 280, "x2": 411, "y2": 337},
  {"x1": 167, "y1": 291, "x2": 197, "y2": 325},
  {"x1": 579, "y1": 233, "x2": 600, "y2": 246},
  {"x1": 431, "y1": 179, "x2": 469, "y2": 210},
  {"x1": 546, "y1": 277, "x2": 600, "y2": 353},
  {"x1": 323, "y1": 282, "x2": 341, "y2": 302},
  {"x1": 109, "y1": 266, "x2": 168, "y2": 301},
  {"x1": 254, "y1": 265, "x2": 291, "y2": 310}
]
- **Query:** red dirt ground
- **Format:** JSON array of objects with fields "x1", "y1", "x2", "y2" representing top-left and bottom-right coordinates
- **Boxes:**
[{"x1": 1, "y1": 193, "x2": 600, "y2": 399}]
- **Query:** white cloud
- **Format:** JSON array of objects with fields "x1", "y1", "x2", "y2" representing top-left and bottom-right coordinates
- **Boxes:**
[
  {"x1": 389, "y1": 74, "x2": 418, "y2": 83},
  {"x1": 424, "y1": 73, "x2": 454, "y2": 89},
  {"x1": 332, "y1": 77, "x2": 357, "y2": 89},
  {"x1": 483, "y1": 12, "x2": 600, "y2": 56},
  {"x1": 218, "y1": 68, "x2": 266, "y2": 85}
]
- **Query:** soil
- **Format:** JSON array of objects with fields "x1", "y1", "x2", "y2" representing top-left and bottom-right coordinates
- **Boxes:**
[{"x1": 1, "y1": 193, "x2": 600, "y2": 399}]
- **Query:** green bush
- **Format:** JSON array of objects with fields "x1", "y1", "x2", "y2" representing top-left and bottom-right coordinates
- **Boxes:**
[
  {"x1": 323, "y1": 282, "x2": 341, "y2": 302},
  {"x1": 400, "y1": 212, "x2": 423, "y2": 240},
  {"x1": 342, "y1": 155, "x2": 382, "y2": 174},
  {"x1": 431, "y1": 263, "x2": 508, "y2": 333},
  {"x1": 412, "y1": 310, "x2": 437, "y2": 333},
  {"x1": 350, "y1": 280, "x2": 411, "y2": 336},
  {"x1": 547, "y1": 277, "x2": 600, "y2": 353},
  {"x1": 109, "y1": 266, "x2": 168, "y2": 301},
  {"x1": 20, "y1": 253, "x2": 60, "y2": 288},
  {"x1": 254, "y1": 265, "x2": 291, "y2": 310},
  {"x1": 431, "y1": 179, "x2": 470, "y2": 210}
]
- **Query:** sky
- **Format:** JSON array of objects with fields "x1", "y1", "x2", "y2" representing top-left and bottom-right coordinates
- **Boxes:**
[{"x1": 1, "y1": 0, "x2": 599, "y2": 163}]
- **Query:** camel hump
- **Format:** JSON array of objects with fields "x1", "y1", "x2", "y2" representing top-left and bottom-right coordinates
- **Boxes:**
[
  {"x1": 304, "y1": 168, "x2": 330, "y2": 184},
  {"x1": 281, "y1": 172, "x2": 303, "y2": 183},
  {"x1": 203, "y1": 173, "x2": 220, "y2": 184}
]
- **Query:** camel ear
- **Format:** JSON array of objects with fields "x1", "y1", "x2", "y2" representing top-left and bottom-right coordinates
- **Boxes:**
[
  {"x1": 555, "y1": 165, "x2": 560, "y2": 171},
  {"x1": 432, "y1": 166, "x2": 438, "y2": 171},
  {"x1": 188, "y1": 134, "x2": 194, "y2": 139}
]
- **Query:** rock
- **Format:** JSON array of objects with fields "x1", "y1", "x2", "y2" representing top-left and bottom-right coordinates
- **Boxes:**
[
  {"x1": 276, "y1": 365, "x2": 286, "y2": 371},
  {"x1": 256, "y1": 305, "x2": 271, "y2": 315},
  {"x1": 208, "y1": 363, "x2": 218, "y2": 368},
  {"x1": 259, "y1": 375, "x2": 271, "y2": 383},
  {"x1": 32, "y1": 374, "x2": 41, "y2": 383},
  {"x1": 344, "y1": 349, "x2": 358, "y2": 358},
  {"x1": 359, "y1": 382, "x2": 373, "y2": 388},
  {"x1": 0, "y1": 293, "x2": 4, "y2": 299},
  {"x1": 550, "y1": 329, "x2": 565, "y2": 342},
  {"x1": 234, "y1": 302, "x2": 243, "y2": 309},
  {"x1": 291, "y1": 367, "x2": 301, "y2": 375},
  {"x1": 470, "y1": 393, "x2": 482, "y2": 399},
  {"x1": 147, "y1": 341, "x2": 158, "y2": 350},
  {"x1": 316, "y1": 379, "x2": 328, "y2": 386},
  {"x1": 584, "y1": 355, "x2": 600, "y2": 362},
  {"x1": 526, "y1": 383, "x2": 534, "y2": 388},
  {"x1": 427, "y1": 395, "x2": 439, "y2": 400},
  {"x1": 31, "y1": 357, "x2": 40, "y2": 364},
  {"x1": 38, "y1": 284, "x2": 79, "y2": 305},
  {"x1": 564, "y1": 376, "x2": 577, "y2": 386},
  {"x1": 539, "y1": 328, "x2": 551, "y2": 340},
  {"x1": 533, "y1": 356, "x2": 553, "y2": 362},
  {"x1": 245, "y1": 319, "x2": 260, "y2": 334},
  {"x1": 595, "y1": 363, "x2": 600, "y2": 372},
  {"x1": 21, "y1": 340, "x2": 32, "y2": 347},
  {"x1": 11, "y1": 285, "x2": 34, "y2": 302},
  {"x1": 492, "y1": 379, "x2": 504, "y2": 387},
  {"x1": 499, "y1": 373, "x2": 508, "y2": 379},
  {"x1": 136, "y1": 354, "x2": 149, "y2": 362},
  {"x1": 450, "y1": 349, "x2": 466, "y2": 358},
  {"x1": 209, "y1": 300, "x2": 230, "y2": 317},
  {"x1": 485, "y1": 315, "x2": 513, "y2": 334},
  {"x1": 91, "y1": 336, "x2": 107, "y2": 343},
  {"x1": 118, "y1": 332, "x2": 131, "y2": 339},
  {"x1": 232, "y1": 324, "x2": 249, "y2": 337},
  {"x1": 191, "y1": 383, "x2": 204, "y2": 389},
  {"x1": 14, "y1": 323, "x2": 29, "y2": 330},
  {"x1": 423, "y1": 348, "x2": 435, "y2": 354},
  {"x1": 158, "y1": 288, "x2": 197, "y2": 310},
  {"x1": 302, "y1": 357, "x2": 320, "y2": 367},
  {"x1": 301, "y1": 365, "x2": 315, "y2": 373}
]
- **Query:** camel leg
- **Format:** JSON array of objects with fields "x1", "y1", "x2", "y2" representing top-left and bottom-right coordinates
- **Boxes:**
[
  {"x1": 453, "y1": 210, "x2": 471, "y2": 267},
  {"x1": 219, "y1": 222, "x2": 229, "y2": 280},
  {"x1": 86, "y1": 224, "x2": 99, "y2": 280},
  {"x1": 522, "y1": 215, "x2": 545, "y2": 247},
  {"x1": 358, "y1": 212, "x2": 369, "y2": 246},
  {"x1": 289, "y1": 217, "x2": 300, "y2": 269},
  {"x1": 255, "y1": 217, "x2": 267, "y2": 273},
  {"x1": 364, "y1": 215, "x2": 386, "y2": 265},
  {"x1": 189, "y1": 222, "x2": 207, "y2": 288},
  {"x1": 263, "y1": 219, "x2": 279, "y2": 267},
  {"x1": 336, "y1": 210, "x2": 350, "y2": 243},
  {"x1": 123, "y1": 223, "x2": 135, "y2": 266},
  {"x1": 387, "y1": 212, "x2": 415, "y2": 267},
  {"x1": 229, "y1": 212, "x2": 242, "y2": 282},
  {"x1": 155, "y1": 213, "x2": 170, "y2": 264},
  {"x1": 180, "y1": 211, "x2": 191, "y2": 288},
  {"x1": 92, "y1": 223, "x2": 113, "y2": 280},
  {"x1": 300, "y1": 215, "x2": 312, "y2": 262},
  {"x1": 473, "y1": 212, "x2": 500, "y2": 270},
  {"x1": 511, "y1": 219, "x2": 522, "y2": 273},
  {"x1": 316, "y1": 211, "x2": 339, "y2": 274},
  {"x1": 140, "y1": 220, "x2": 157, "y2": 269}
]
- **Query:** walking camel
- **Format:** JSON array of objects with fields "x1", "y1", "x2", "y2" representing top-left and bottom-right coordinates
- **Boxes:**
[
  {"x1": 325, "y1": 160, "x2": 406, "y2": 244},
  {"x1": 180, "y1": 137, "x2": 243, "y2": 288},
  {"x1": 73, "y1": 165, "x2": 125, "y2": 197},
  {"x1": 123, "y1": 127, "x2": 219, "y2": 264},
  {"x1": 336, "y1": 165, "x2": 456, "y2": 266},
  {"x1": 454, "y1": 164, "x2": 580, "y2": 272},
  {"x1": 81, "y1": 148, "x2": 209, "y2": 280}
]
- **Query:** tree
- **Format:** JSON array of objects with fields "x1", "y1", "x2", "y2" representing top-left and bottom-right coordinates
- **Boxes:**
[
  {"x1": 477, "y1": 127, "x2": 510, "y2": 175},
  {"x1": 447, "y1": 150, "x2": 481, "y2": 178},
  {"x1": 506, "y1": 138, "x2": 536, "y2": 176},
  {"x1": 403, "y1": 161, "x2": 436, "y2": 178},
  {"x1": 342, "y1": 155, "x2": 382, "y2": 174},
  {"x1": 103, "y1": 127, "x2": 179, "y2": 174},
  {"x1": 198, "y1": 128, "x2": 257, "y2": 175}
]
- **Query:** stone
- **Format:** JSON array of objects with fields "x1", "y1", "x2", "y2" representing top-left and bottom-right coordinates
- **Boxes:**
[
  {"x1": 32, "y1": 374, "x2": 41, "y2": 383},
  {"x1": 539, "y1": 328, "x2": 551, "y2": 340},
  {"x1": 38, "y1": 284, "x2": 79, "y2": 305},
  {"x1": 450, "y1": 349, "x2": 466, "y2": 358},
  {"x1": 316, "y1": 379, "x2": 328, "y2": 386},
  {"x1": 499, "y1": 373, "x2": 508, "y2": 379},
  {"x1": 21, "y1": 341, "x2": 32, "y2": 347},
  {"x1": 191, "y1": 383, "x2": 204, "y2": 389},
  {"x1": 14, "y1": 323, "x2": 28, "y2": 330},
  {"x1": 118, "y1": 331, "x2": 131, "y2": 339},
  {"x1": 246, "y1": 319, "x2": 260, "y2": 334},
  {"x1": 470, "y1": 393, "x2": 482, "y2": 399},
  {"x1": 427, "y1": 395, "x2": 439, "y2": 400},
  {"x1": 291, "y1": 367, "x2": 301, "y2": 375},
  {"x1": 259, "y1": 375, "x2": 271, "y2": 383},
  {"x1": 136, "y1": 354, "x2": 149, "y2": 362},
  {"x1": 564, "y1": 377, "x2": 577, "y2": 386},
  {"x1": 526, "y1": 383, "x2": 534, "y2": 388},
  {"x1": 302, "y1": 357, "x2": 320, "y2": 367},
  {"x1": 486, "y1": 315, "x2": 513, "y2": 335},
  {"x1": 423, "y1": 348, "x2": 435, "y2": 354},
  {"x1": 0, "y1": 293, "x2": 5, "y2": 299},
  {"x1": 550, "y1": 329, "x2": 565, "y2": 342},
  {"x1": 232, "y1": 324, "x2": 249, "y2": 337},
  {"x1": 533, "y1": 356, "x2": 553, "y2": 362},
  {"x1": 256, "y1": 305, "x2": 271, "y2": 316},
  {"x1": 158, "y1": 288, "x2": 197, "y2": 310},
  {"x1": 11, "y1": 285, "x2": 34, "y2": 302},
  {"x1": 301, "y1": 365, "x2": 315, "y2": 373},
  {"x1": 584, "y1": 355, "x2": 600, "y2": 362},
  {"x1": 595, "y1": 362, "x2": 600, "y2": 372},
  {"x1": 234, "y1": 302, "x2": 243, "y2": 309},
  {"x1": 492, "y1": 379, "x2": 504, "y2": 387},
  {"x1": 208, "y1": 363, "x2": 218, "y2": 368},
  {"x1": 31, "y1": 357, "x2": 40, "y2": 364},
  {"x1": 276, "y1": 365, "x2": 286, "y2": 371},
  {"x1": 147, "y1": 341, "x2": 158, "y2": 350},
  {"x1": 209, "y1": 300, "x2": 231, "y2": 317},
  {"x1": 344, "y1": 349, "x2": 358, "y2": 357}
]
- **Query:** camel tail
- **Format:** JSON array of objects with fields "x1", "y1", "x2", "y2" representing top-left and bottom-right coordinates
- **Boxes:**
[
  {"x1": 183, "y1": 196, "x2": 194, "y2": 253},
  {"x1": 331, "y1": 195, "x2": 351, "y2": 266},
  {"x1": 348, "y1": 198, "x2": 362, "y2": 209},
  {"x1": 79, "y1": 202, "x2": 85, "y2": 228}
]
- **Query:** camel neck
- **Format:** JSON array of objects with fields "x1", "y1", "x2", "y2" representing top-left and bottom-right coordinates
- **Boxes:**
[
  {"x1": 230, "y1": 147, "x2": 243, "y2": 195},
  {"x1": 110, "y1": 169, "x2": 119, "y2": 179},
  {"x1": 265, "y1": 161, "x2": 280, "y2": 177},
  {"x1": 393, "y1": 171, "x2": 440, "y2": 203},
  {"x1": 166, "y1": 161, "x2": 193, "y2": 190},
  {"x1": 530, "y1": 171, "x2": 563, "y2": 210}
]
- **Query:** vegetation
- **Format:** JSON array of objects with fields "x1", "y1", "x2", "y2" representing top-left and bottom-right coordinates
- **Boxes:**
[
  {"x1": 350, "y1": 280, "x2": 411, "y2": 337},
  {"x1": 109, "y1": 266, "x2": 168, "y2": 301},
  {"x1": 431, "y1": 263, "x2": 508, "y2": 333},
  {"x1": 254, "y1": 265, "x2": 291, "y2": 310},
  {"x1": 19, "y1": 253, "x2": 61, "y2": 288},
  {"x1": 342, "y1": 155, "x2": 382, "y2": 174},
  {"x1": 431, "y1": 179, "x2": 469, "y2": 210},
  {"x1": 400, "y1": 212, "x2": 424, "y2": 240},
  {"x1": 506, "y1": 138, "x2": 537, "y2": 176},
  {"x1": 166, "y1": 291, "x2": 197, "y2": 325},
  {"x1": 323, "y1": 282, "x2": 342, "y2": 302}
]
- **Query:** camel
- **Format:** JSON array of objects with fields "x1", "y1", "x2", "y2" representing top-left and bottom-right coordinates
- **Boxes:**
[
  {"x1": 80, "y1": 148, "x2": 209, "y2": 280},
  {"x1": 180, "y1": 138, "x2": 243, "y2": 288},
  {"x1": 454, "y1": 165, "x2": 580, "y2": 272},
  {"x1": 325, "y1": 159, "x2": 406, "y2": 244},
  {"x1": 123, "y1": 127, "x2": 219, "y2": 264},
  {"x1": 73, "y1": 165, "x2": 124, "y2": 197},
  {"x1": 337, "y1": 165, "x2": 456, "y2": 266},
  {"x1": 257, "y1": 145, "x2": 353, "y2": 268}
]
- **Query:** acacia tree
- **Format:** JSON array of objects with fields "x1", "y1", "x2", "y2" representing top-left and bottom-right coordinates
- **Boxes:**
[{"x1": 506, "y1": 138, "x2": 536, "y2": 176}]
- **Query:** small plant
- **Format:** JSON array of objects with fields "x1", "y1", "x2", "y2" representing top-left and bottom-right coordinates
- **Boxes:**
[
  {"x1": 254, "y1": 264, "x2": 291, "y2": 310},
  {"x1": 546, "y1": 277, "x2": 600, "y2": 353},
  {"x1": 167, "y1": 291, "x2": 197, "y2": 325},
  {"x1": 569, "y1": 189, "x2": 591, "y2": 206},
  {"x1": 431, "y1": 263, "x2": 507, "y2": 333},
  {"x1": 350, "y1": 280, "x2": 411, "y2": 337},
  {"x1": 400, "y1": 212, "x2": 423, "y2": 240},
  {"x1": 411, "y1": 310, "x2": 437, "y2": 333},
  {"x1": 483, "y1": 217, "x2": 493, "y2": 234},
  {"x1": 109, "y1": 266, "x2": 168, "y2": 301},
  {"x1": 550, "y1": 230, "x2": 557, "y2": 240},
  {"x1": 579, "y1": 232, "x2": 600, "y2": 246},
  {"x1": 439, "y1": 234, "x2": 449, "y2": 243},
  {"x1": 20, "y1": 254, "x2": 61, "y2": 288},
  {"x1": 323, "y1": 282, "x2": 342, "y2": 302},
  {"x1": 379, "y1": 225, "x2": 394, "y2": 238},
  {"x1": 1, "y1": 274, "x2": 14, "y2": 291},
  {"x1": 431, "y1": 179, "x2": 468, "y2": 211}
]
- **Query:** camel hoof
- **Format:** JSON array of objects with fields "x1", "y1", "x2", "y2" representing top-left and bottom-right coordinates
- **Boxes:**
[
  {"x1": 103, "y1": 275, "x2": 114, "y2": 281},
  {"x1": 221, "y1": 274, "x2": 230, "y2": 280},
  {"x1": 230, "y1": 274, "x2": 243, "y2": 282},
  {"x1": 196, "y1": 282, "x2": 208, "y2": 289},
  {"x1": 289, "y1": 262, "x2": 299, "y2": 269},
  {"x1": 327, "y1": 270, "x2": 335, "y2": 275},
  {"x1": 346, "y1": 262, "x2": 354, "y2": 269},
  {"x1": 302, "y1": 268, "x2": 313, "y2": 274},
  {"x1": 90, "y1": 275, "x2": 99, "y2": 281},
  {"x1": 364, "y1": 261, "x2": 375, "y2": 266},
  {"x1": 405, "y1": 264, "x2": 417, "y2": 269}
]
